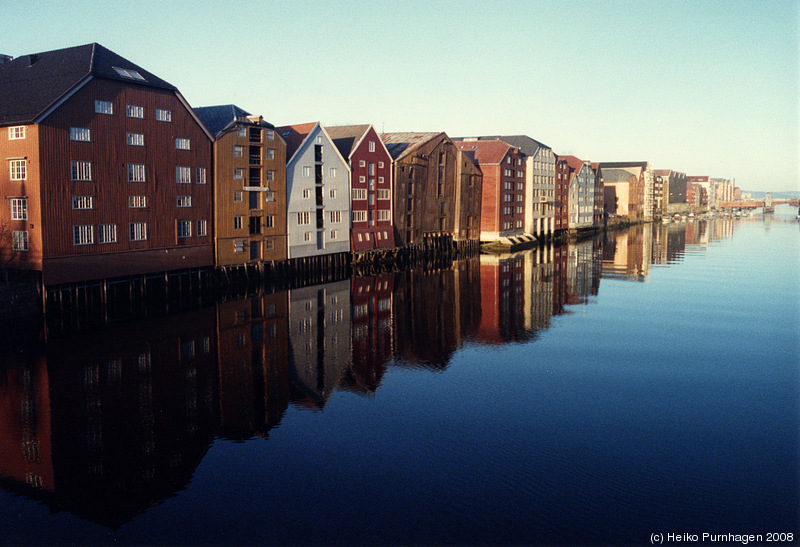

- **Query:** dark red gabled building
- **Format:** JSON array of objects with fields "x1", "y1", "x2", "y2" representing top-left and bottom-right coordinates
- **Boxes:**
[
  {"x1": 0, "y1": 43, "x2": 214, "y2": 286},
  {"x1": 554, "y1": 155, "x2": 571, "y2": 236},
  {"x1": 327, "y1": 124, "x2": 394, "y2": 251}
]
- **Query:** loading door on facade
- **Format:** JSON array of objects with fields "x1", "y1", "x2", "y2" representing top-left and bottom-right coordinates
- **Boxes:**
[{"x1": 250, "y1": 241, "x2": 261, "y2": 261}]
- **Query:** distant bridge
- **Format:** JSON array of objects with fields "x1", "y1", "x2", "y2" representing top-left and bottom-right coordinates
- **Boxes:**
[{"x1": 718, "y1": 199, "x2": 798, "y2": 209}]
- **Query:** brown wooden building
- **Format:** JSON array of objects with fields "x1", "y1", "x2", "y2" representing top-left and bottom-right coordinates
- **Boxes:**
[
  {"x1": 454, "y1": 149, "x2": 483, "y2": 244},
  {"x1": 0, "y1": 43, "x2": 213, "y2": 285},
  {"x1": 194, "y1": 105, "x2": 288, "y2": 266},
  {"x1": 379, "y1": 132, "x2": 460, "y2": 246}
]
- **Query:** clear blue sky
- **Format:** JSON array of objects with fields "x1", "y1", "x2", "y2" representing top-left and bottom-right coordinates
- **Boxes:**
[{"x1": 4, "y1": 0, "x2": 798, "y2": 192}]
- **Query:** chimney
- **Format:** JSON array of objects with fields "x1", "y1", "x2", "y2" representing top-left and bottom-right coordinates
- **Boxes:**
[
  {"x1": 27, "y1": 53, "x2": 39, "y2": 66},
  {"x1": 0, "y1": 55, "x2": 12, "y2": 64}
]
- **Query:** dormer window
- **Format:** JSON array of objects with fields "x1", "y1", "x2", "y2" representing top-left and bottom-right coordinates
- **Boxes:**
[{"x1": 113, "y1": 66, "x2": 146, "y2": 81}]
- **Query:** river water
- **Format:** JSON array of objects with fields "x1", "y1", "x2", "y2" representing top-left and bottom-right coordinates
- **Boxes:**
[{"x1": 1, "y1": 207, "x2": 798, "y2": 545}]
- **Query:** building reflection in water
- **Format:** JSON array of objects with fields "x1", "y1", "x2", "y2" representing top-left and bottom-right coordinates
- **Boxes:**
[{"x1": 0, "y1": 221, "x2": 740, "y2": 528}]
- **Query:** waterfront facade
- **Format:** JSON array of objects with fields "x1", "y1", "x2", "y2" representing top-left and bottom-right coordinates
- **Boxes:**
[
  {"x1": 276, "y1": 123, "x2": 351, "y2": 259},
  {"x1": 563, "y1": 156, "x2": 595, "y2": 230},
  {"x1": 554, "y1": 155, "x2": 570, "y2": 236},
  {"x1": 454, "y1": 149, "x2": 483, "y2": 243},
  {"x1": 194, "y1": 105, "x2": 288, "y2": 265},
  {"x1": 0, "y1": 43, "x2": 214, "y2": 285},
  {"x1": 327, "y1": 124, "x2": 395, "y2": 251},
  {"x1": 380, "y1": 132, "x2": 459, "y2": 246},
  {"x1": 454, "y1": 139, "x2": 528, "y2": 242}
]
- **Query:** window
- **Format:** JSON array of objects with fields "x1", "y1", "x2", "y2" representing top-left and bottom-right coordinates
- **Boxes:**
[
  {"x1": 330, "y1": 230, "x2": 338, "y2": 239},
  {"x1": 368, "y1": 163, "x2": 375, "y2": 176},
  {"x1": 234, "y1": 146, "x2": 244, "y2": 158},
  {"x1": 9, "y1": 160, "x2": 26, "y2": 181},
  {"x1": 517, "y1": 171, "x2": 524, "y2": 178},
  {"x1": 234, "y1": 240, "x2": 246, "y2": 252},
  {"x1": 197, "y1": 220, "x2": 207, "y2": 236},
  {"x1": 265, "y1": 148, "x2": 275, "y2": 161},
  {"x1": 264, "y1": 215, "x2": 274, "y2": 229},
  {"x1": 265, "y1": 238, "x2": 275, "y2": 250},
  {"x1": 95, "y1": 100, "x2": 113, "y2": 114},
  {"x1": 98, "y1": 224, "x2": 117, "y2": 243},
  {"x1": 176, "y1": 166, "x2": 191, "y2": 183},
  {"x1": 129, "y1": 195, "x2": 147, "y2": 208},
  {"x1": 329, "y1": 189, "x2": 336, "y2": 198},
  {"x1": 12, "y1": 230, "x2": 28, "y2": 251},
  {"x1": 352, "y1": 210, "x2": 367, "y2": 222},
  {"x1": 175, "y1": 138, "x2": 191, "y2": 150},
  {"x1": 113, "y1": 66, "x2": 145, "y2": 80},
  {"x1": 264, "y1": 191, "x2": 275, "y2": 202},
  {"x1": 126, "y1": 105, "x2": 144, "y2": 118},
  {"x1": 303, "y1": 166, "x2": 312, "y2": 177},
  {"x1": 504, "y1": 181, "x2": 513, "y2": 190},
  {"x1": 72, "y1": 196, "x2": 93, "y2": 209},
  {"x1": 297, "y1": 211, "x2": 310, "y2": 225},
  {"x1": 233, "y1": 190, "x2": 243, "y2": 202},
  {"x1": 129, "y1": 222, "x2": 147, "y2": 241},
  {"x1": 377, "y1": 209, "x2": 390, "y2": 221},
  {"x1": 177, "y1": 195, "x2": 192, "y2": 207},
  {"x1": 196, "y1": 167, "x2": 207, "y2": 184},
  {"x1": 126, "y1": 132, "x2": 144, "y2": 146},
  {"x1": 177, "y1": 220, "x2": 191, "y2": 238},
  {"x1": 378, "y1": 161, "x2": 384, "y2": 169},
  {"x1": 128, "y1": 163, "x2": 146, "y2": 182},
  {"x1": 234, "y1": 216, "x2": 243, "y2": 230},
  {"x1": 352, "y1": 188, "x2": 367, "y2": 200},
  {"x1": 265, "y1": 129, "x2": 274, "y2": 140},
  {"x1": 70, "y1": 127, "x2": 90, "y2": 141},
  {"x1": 155, "y1": 108, "x2": 171, "y2": 122},
  {"x1": 73, "y1": 225, "x2": 94, "y2": 245},
  {"x1": 264, "y1": 170, "x2": 275, "y2": 183},
  {"x1": 237, "y1": 126, "x2": 247, "y2": 138},
  {"x1": 377, "y1": 189, "x2": 390, "y2": 200},
  {"x1": 10, "y1": 198, "x2": 27, "y2": 220},
  {"x1": 359, "y1": 160, "x2": 366, "y2": 167},
  {"x1": 234, "y1": 168, "x2": 243, "y2": 180},
  {"x1": 71, "y1": 161, "x2": 92, "y2": 181},
  {"x1": 8, "y1": 126, "x2": 25, "y2": 140},
  {"x1": 330, "y1": 211, "x2": 341, "y2": 223},
  {"x1": 303, "y1": 189, "x2": 311, "y2": 199},
  {"x1": 329, "y1": 167, "x2": 336, "y2": 178},
  {"x1": 304, "y1": 232, "x2": 312, "y2": 242}
]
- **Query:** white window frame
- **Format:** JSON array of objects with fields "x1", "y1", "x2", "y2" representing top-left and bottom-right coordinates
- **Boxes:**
[
  {"x1": 10, "y1": 197, "x2": 27, "y2": 220},
  {"x1": 233, "y1": 216, "x2": 243, "y2": 230},
  {"x1": 377, "y1": 209, "x2": 390, "y2": 221},
  {"x1": 297, "y1": 211, "x2": 311, "y2": 225},
  {"x1": 8, "y1": 126, "x2": 26, "y2": 140},
  {"x1": 126, "y1": 104, "x2": 144, "y2": 118},
  {"x1": 175, "y1": 138, "x2": 191, "y2": 150},
  {"x1": 98, "y1": 224, "x2": 117, "y2": 244},
  {"x1": 177, "y1": 220, "x2": 192, "y2": 238},
  {"x1": 9, "y1": 159, "x2": 26, "y2": 181},
  {"x1": 69, "y1": 127, "x2": 91, "y2": 142},
  {"x1": 197, "y1": 219, "x2": 207, "y2": 237},
  {"x1": 73, "y1": 225, "x2": 94, "y2": 245},
  {"x1": 12, "y1": 230, "x2": 28, "y2": 251},
  {"x1": 128, "y1": 163, "x2": 146, "y2": 182},
  {"x1": 196, "y1": 167, "x2": 207, "y2": 184},
  {"x1": 234, "y1": 168, "x2": 243, "y2": 180},
  {"x1": 71, "y1": 161, "x2": 92, "y2": 181},
  {"x1": 95, "y1": 100, "x2": 113, "y2": 115},
  {"x1": 155, "y1": 108, "x2": 172, "y2": 122},
  {"x1": 129, "y1": 222, "x2": 147, "y2": 241},
  {"x1": 126, "y1": 132, "x2": 144, "y2": 146},
  {"x1": 177, "y1": 195, "x2": 192, "y2": 208},
  {"x1": 71, "y1": 195, "x2": 94, "y2": 209},
  {"x1": 128, "y1": 195, "x2": 147, "y2": 208},
  {"x1": 330, "y1": 210, "x2": 341, "y2": 223},
  {"x1": 377, "y1": 189, "x2": 390, "y2": 200},
  {"x1": 352, "y1": 210, "x2": 367, "y2": 222},
  {"x1": 176, "y1": 166, "x2": 191, "y2": 184},
  {"x1": 352, "y1": 188, "x2": 367, "y2": 200},
  {"x1": 303, "y1": 166, "x2": 312, "y2": 177}
]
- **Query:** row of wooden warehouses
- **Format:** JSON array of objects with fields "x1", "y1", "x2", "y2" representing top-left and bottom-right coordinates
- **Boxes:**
[{"x1": 0, "y1": 42, "x2": 626, "y2": 289}]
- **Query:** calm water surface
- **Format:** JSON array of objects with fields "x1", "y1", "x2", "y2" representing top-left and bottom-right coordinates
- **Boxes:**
[{"x1": 1, "y1": 207, "x2": 798, "y2": 545}]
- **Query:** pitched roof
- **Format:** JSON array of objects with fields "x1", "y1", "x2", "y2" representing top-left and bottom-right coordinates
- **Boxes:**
[
  {"x1": 598, "y1": 161, "x2": 649, "y2": 170},
  {"x1": 562, "y1": 155, "x2": 586, "y2": 172},
  {"x1": 0, "y1": 42, "x2": 176, "y2": 125},
  {"x1": 456, "y1": 134, "x2": 551, "y2": 156},
  {"x1": 194, "y1": 104, "x2": 252, "y2": 136},
  {"x1": 454, "y1": 139, "x2": 516, "y2": 165},
  {"x1": 379, "y1": 132, "x2": 446, "y2": 160},
  {"x1": 274, "y1": 122, "x2": 319, "y2": 161},
  {"x1": 601, "y1": 168, "x2": 638, "y2": 183},
  {"x1": 326, "y1": 124, "x2": 371, "y2": 159}
]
